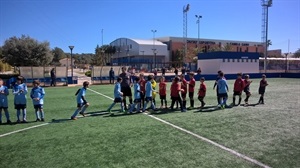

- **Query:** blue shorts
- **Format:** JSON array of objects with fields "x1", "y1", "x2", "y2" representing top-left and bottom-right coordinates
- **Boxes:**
[
  {"x1": 145, "y1": 97, "x2": 153, "y2": 102},
  {"x1": 34, "y1": 104, "x2": 43, "y2": 109},
  {"x1": 15, "y1": 104, "x2": 26, "y2": 110}
]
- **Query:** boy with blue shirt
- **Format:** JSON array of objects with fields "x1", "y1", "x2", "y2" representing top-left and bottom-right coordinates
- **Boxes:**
[
  {"x1": 128, "y1": 77, "x2": 141, "y2": 113},
  {"x1": 0, "y1": 78, "x2": 11, "y2": 124},
  {"x1": 217, "y1": 72, "x2": 229, "y2": 109},
  {"x1": 31, "y1": 80, "x2": 46, "y2": 121},
  {"x1": 142, "y1": 75, "x2": 157, "y2": 113},
  {"x1": 13, "y1": 76, "x2": 28, "y2": 123},
  {"x1": 107, "y1": 77, "x2": 124, "y2": 115},
  {"x1": 71, "y1": 81, "x2": 90, "y2": 120}
]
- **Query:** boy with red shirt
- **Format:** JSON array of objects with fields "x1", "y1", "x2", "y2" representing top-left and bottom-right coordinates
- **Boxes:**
[
  {"x1": 188, "y1": 72, "x2": 196, "y2": 110},
  {"x1": 258, "y1": 74, "x2": 268, "y2": 104},
  {"x1": 170, "y1": 77, "x2": 186, "y2": 112},
  {"x1": 180, "y1": 74, "x2": 187, "y2": 110},
  {"x1": 233, "y1": 73, "x2": 244, "y2": 106},
  {"x1": 243, "y1": 75, "x2": 252, "y2": 106},
  {"x1": 198, "y1": 77, "x2": 206, "y2": 108},
  {"x1": 139, "y1": 73, "x2": 146, "y2": 109},
  {"x1": 159, "y1": 77, "x2": 167, "y2": 108}
]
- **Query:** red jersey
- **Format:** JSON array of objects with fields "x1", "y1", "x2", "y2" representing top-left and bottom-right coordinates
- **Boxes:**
[
  {"x1": 181, "y1": 78, "x2": 187, "y2": 93},
  {"x1": 234, "y1": 78, "x2": 244, "y2": 92},
  {"x1": 198, "y1": 83, "x2": 207, "y2": 97},
  {"x1": 139, "y1": 78, "x2": 146, "y2": 93},
  {"x1": 159, "y1": 82, "x2": 167, "y2": 96},
  {"x1": 170, "y1": 82, "x2": 181, "y2": 97},
  {"x1": 188, "y1": 78, "x2": 196, "y2": 92}
]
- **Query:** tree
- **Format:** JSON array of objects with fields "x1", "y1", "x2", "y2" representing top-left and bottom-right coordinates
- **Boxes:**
[
  {"x1": 222, "y1": 44, "x2": 233, "y2": 51},
  {"x1": 52, "y1": 47, "x2": 66, "y2": 65},
  {"x1": 1, "y1": 35, "x2": 53, "y2": 66},
  {"x1": 92, "y1": 45, "x2": 116, "y2": 66},
  {"x1": 293, "y1": 48, "x2": 300, "y2": 58}
]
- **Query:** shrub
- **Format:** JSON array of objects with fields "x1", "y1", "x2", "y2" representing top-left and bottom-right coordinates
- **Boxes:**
[{"x1": 85, "y1": 70, "x2": 91, "y2": 77}]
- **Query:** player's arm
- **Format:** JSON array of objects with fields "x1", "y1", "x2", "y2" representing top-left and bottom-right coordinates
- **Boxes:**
[
  {"x1": 4, "y1": 87, "x2": 9, "y2": 95},
  {"x1": 30, "y1": 89, "x2": 34, "y2": 99},
  {"x1": 75, "y1": 89, "x2": 80, "y2": 96},
  {"x1": 213, "y1": 80, "x2": 217, "y2": 89},
  {"x1": 12, "y1": 85, "x2": 19, "y2": 95},
  {"x1": 23, "y1": 84, "x2": 28, "y2": 94},
  {"x1": 81, "y1": 96, "x2": 88, "y2": 104},
  {"x1": 39, "y1": 88, "x2": 45, "y2": 100}
]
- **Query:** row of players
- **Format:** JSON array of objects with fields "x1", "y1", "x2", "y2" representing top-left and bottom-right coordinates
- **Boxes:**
[
  {"x1": 70, "y1": 70, "x2": 268, "y2": 119},
  {"x1": 0, "y1": 77, "x2": 45, "y2": 124}
]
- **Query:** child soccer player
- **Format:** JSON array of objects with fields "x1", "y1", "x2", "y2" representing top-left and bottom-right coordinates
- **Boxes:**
[
  {"x1": 0, "y1": 78, "x2": 11, "y2": 124},
  {"x1": 258, "y1": 74, "x2": 268, "y2": 104},
  {"x1": 213, "y1": 70, "x2": 222, "y2": 105},
  {"x1": 180, "y1": 74, "x2": 187, "y2": 110},
  {"x1": 233, "y1": 73, "x2": 244, "y2": 106},
  {"x1": 13, "y1": 76, "x2": 28, "y2": 123},
  {"x1": 159, "y1": 76, "x2": 167, "y2": 108},
  {"x1": 170, "y1": 77, "x2": 185, "y2": 112},
  {"x1": 128, "y1": 77, "x2": 141, "y2": 113},
  {"x1": 188, "y1": 72, "x2": 196, "y2": 110},
  {"x1": 30, "y1": 80, "x2": 46, "y2": 121},
  {"x1": 217, "y1": 72, "x2": 229, "y2": 109},
  {"x1": 198, "y1": 77, "x2": 206, "y2": 108},
  {"x1": 139, "y1": 73, "x2": 146, "y2": 109},
  {"x1": 71, "y1": 81, "x2": 89, "y2": 120},
  {"x1": 243, "y1": 75, "x2": 252, "y2": 106},
  {"x1": 142, "y1": 75, "x2": 156, "y2": 113},
  {"x1": 107, "y1": 77, "x2": 124, "y2": 114},
  {"x1": 151, "y1": 77, "x2": 157, "y2": 106}
]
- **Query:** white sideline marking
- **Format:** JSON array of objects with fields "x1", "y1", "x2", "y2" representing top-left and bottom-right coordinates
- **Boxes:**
[
  {"x1": 88, "y1": 88, "x2": 271, "y2": 168},
  {"x1": 0, "y1": 123, "x2": 49, "y2": 138}
]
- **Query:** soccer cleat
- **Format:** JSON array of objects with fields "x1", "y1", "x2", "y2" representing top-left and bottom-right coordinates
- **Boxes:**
[
  {"x1": 16, "y1": 120, "x2": 21, "y2": 123},
  {"x1": 36, "y1": 118, "x2": 41, "y2": 122},
  {"x1": 21, "y1": 120, "x2": 27, "y2": 123},
  {"x1": 79, "y1": 112, "x2": 86, "y2": 117},
  {"x1": 181, "y1": 109, "x2": 187, "y2": 112},
  {"x1": 41, "y1": 118, "x2": 45, "y2": 122},
  {"x1": 7, "y1": 120, "x2": 12, "y2": 124},
  {"x1": 70, "y1": 117, "x2": 78, "y2": 120},
  {"x1": 187, "y1": 107, "x2": 194, "y2": 110},
  {"x1": 221, "y1": 105, "x2": 225, "y2": 109}
]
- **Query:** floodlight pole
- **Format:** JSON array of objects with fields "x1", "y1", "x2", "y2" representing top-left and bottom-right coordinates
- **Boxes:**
[
  {"x1": 69, "y1": 46, "x2": 74, "y2": 84},
  {"x1": 151, "y1": 29, "x2": 157, "y2": 68},
  {"x1": 195, "y1": 15, "x2": 202, "y2": 51}
]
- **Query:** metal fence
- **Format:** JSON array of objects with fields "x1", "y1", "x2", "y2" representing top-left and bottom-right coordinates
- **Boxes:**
[{"x1": 259, "y1": 59, "x2": 300, "y2": 73}]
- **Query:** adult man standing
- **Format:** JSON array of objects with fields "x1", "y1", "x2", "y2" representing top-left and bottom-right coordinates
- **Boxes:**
[
  {"x1": 161, "y1": 67, "x2": 166, "y2": 76},
  {"x1": 119, "y1": 67, "x2": 132, "y2": 110},
  {"x1": 109, "y1": 67, "x2": 115, "y2": 84},
  {"x1": 50, "y1": 68, "x2": 56, "y2": 87}
]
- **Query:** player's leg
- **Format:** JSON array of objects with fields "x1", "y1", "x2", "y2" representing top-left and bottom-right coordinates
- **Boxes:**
[
  {"x1": 178, "y1": 97, "x2": 185, "y2": 112},
  {"x1": 39, "y1": 106, "x2": 45, "y2": 121},
  {"x1": 182, "y1": 94, "x2": 186, "y2": 110},
  {"x1": 170, "y1": 97, "x2": 175, "y2": 110},
  {"x1": 160, "y1": 96, "x2": 164, "y2": 108},
  {"x1": 188, "y1": 92, "x2": 194, "y2": 109},
  {"x1": 71, "y1": 104, "x2": 82, "y2": 120},
  {"x1": 22, "y1": 105, "x2": 27, "y2": 122},
  {"x1": 164, "y1": 97, "x2": 167, "y2": 108},
  {"x1": 16, "y1": 105, "x2": 21, "y2": 123},
  {"x1": 80, "y1": 103, "x2": 89, "y2": 116},
  {"x1": 3, "y1": 107, "x2": 11, "y2": 124},
  {"x1": 0, "y1": 109, "x2": 2, "y2": 124},
  {"x1": 233, "y1": 93, "x2": 236, "y2": 106},
  {"x1": 143, "y1": 98, "x2": 149, "y2": 112},
  {"x1": 238, "y1": 93, "x2": 242, "y2": 105}
]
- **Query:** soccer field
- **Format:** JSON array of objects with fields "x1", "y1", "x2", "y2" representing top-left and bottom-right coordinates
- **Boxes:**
[{"x1": 0, "y1": 78, "x2": 299, "y2": 168}]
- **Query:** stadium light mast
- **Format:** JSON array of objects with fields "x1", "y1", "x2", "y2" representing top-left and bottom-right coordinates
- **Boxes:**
[
  {"x1": 195, "y1": 15, "x2": 202, "y2": 51},
  {"x1": 151, "y1": 29, "x2": 157, "y2": 68},
  {"x1": 183, "y1": 4, "x2": 190, "y2": 64},
  {"x1": 261, "y1": 0, "x2": 272, "y2": 73},
  {"x1": 68, "y1": 45, "x2": 74, "y2": 84}
]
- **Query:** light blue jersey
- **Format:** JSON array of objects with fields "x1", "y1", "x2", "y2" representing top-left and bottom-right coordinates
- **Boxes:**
[
  {"x1": 76, "y1": 87, "x2": 86, "y2": 104},
  {"x1": 133, "y1": 83, "x2": 141, "y2": 99},
  {"x1": 0, "y1": 85, "x2": 9, "y2": 107},
  {"x1": 217, "y1": 78, "x2": 228, "y2": 94},
  {"x1": 13, "y1": 83, "x2": 27, "y2": 105},
  {"x1": 145, "y1": 81, "x2": 153, "y2": 97},
  {"x1": 114, "y1": 82, "x2": 122, "y2": 99},
  {"x1": 30, "y1": 86, "x2": 45, "y2": 105}
]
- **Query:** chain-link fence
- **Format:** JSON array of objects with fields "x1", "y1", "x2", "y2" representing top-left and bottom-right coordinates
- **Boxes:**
[{"x1": 259, "y1": 59, "x2": 300, "y2": 73}]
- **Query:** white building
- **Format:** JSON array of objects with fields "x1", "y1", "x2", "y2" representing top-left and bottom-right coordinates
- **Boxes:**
[
  {"x1": 198, "y1": 52, "x2": 260, "y2": 74},
  {"x1": 110, "y1": 38, "x2": 169, "y2": 66}
]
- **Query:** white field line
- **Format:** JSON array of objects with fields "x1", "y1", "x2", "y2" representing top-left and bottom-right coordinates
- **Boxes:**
[
  {"x1": 0, "y1": 123, "x2": 49, "y2": 138},
  {"x1": 88, "y1": 88, "x2": 272, "y2": 168}
]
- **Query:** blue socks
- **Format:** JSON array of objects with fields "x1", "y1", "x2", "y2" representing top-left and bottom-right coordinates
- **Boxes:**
[
  {"x1": 17, "y1": 110, "x2": 21, "y2": 121},
  {"x1": 108, "y1": 102, "x2": 116, "y2": 111},
  {"x1": 71, "y1": 109, "x2": 80, "y2": 118},
  {"x1": 4, "y1": 110, "x2": 10, "y2": 121},
  {"x1": 81, "y1": 105, "x2": 88, "y2": 113}
]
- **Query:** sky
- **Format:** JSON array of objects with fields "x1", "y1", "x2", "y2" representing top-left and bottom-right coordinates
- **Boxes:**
[{"x1": 0, "y1": 0, "x2": 299, "y2": 54}]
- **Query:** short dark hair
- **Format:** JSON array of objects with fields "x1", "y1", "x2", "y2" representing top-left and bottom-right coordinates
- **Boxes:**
[
  {"x1": 174, "y1": 76, "x2": 180, "y2": 82},
  {"x1": 147, "y1": 75, "x2": 153, "y2": 81},
  {"x1": 33, "y1": 80, "x2": 40, "y2": 85},
  {"x1": 237, "y1": 72, "x2": 242, "y2": 76},
  {"x1": 117, "y1": 77, "x2": 122, "y2": 82},
  {"x1": 83, "y1": 81, "x2": 89, "y2": 87},
  {"x1": 219, "y1": 72, "x2": 224, "y2": 77},
  {"x1": 189, "y1": 72, "x2": 195, "y2": 76},
  {"x1": 244, "y1": 74, "x2": 249, "y2": 79},
  {"x1": 17, "y1": 76, "x2": 24, "y2": 82},
  {"x1": 262, "y1": 74, "x2": 266, "y2": 78},
  {"x1": 217, "y1": 70, "x2": 222, "y2": 74},
  {"x1": 200, "y1": 77, "x2": 205, "y2": 81}
]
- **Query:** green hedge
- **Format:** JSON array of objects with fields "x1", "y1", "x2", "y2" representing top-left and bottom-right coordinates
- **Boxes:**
[{"x1": 85, "y1": 70, "x2": 91, "y2": 77}]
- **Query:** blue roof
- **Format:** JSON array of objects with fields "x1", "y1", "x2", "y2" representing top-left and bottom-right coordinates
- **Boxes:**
[{"x1": 198, "y1": 52, "x2": 260, "y2": 60}]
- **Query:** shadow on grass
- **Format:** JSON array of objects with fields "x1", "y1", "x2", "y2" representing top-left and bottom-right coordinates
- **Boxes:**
[{"x1": 51, "y1": 110, "x2": 110, "y2": 123}]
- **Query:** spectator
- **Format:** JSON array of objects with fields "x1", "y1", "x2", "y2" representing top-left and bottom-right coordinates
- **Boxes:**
[
  {"x1": 153, "y1": 68, "x2": 157, "y2": 78},
  {"x1": 197, "y1": 67, "x2": 202, "y2": 75},
  {"x1": 50, "y1": 68, "x2": 56, "y2": 87},
  {"x1": 161, "y1": 67, "x2": 166, "y2": 76},
  {"x1": 174, "y1": 67, "x2": 178, "y2": 76},
  {"x1": 181, "y1": 66, "x2": 186, "y2": 75},
  {"x1": 109, "y1": 67, "x2": 115, "y2": 84}
]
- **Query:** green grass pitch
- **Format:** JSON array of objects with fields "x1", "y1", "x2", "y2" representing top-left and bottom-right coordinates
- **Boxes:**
[{"x1": 0, "y1": 78, "x2": 299, "y2": 168}]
